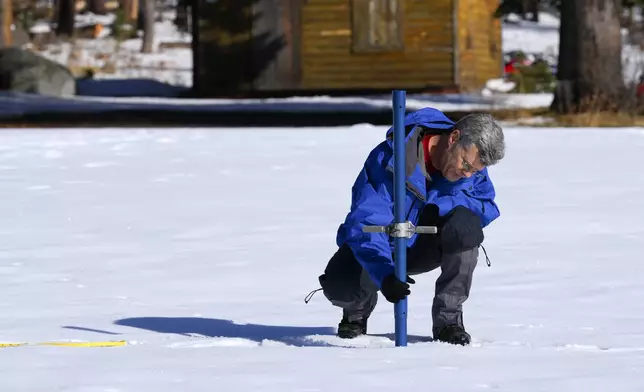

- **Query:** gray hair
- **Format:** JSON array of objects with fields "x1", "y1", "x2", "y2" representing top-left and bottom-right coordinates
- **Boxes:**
[{"x1": 453, "y1": 113, "x2": 505, "y2": 166}]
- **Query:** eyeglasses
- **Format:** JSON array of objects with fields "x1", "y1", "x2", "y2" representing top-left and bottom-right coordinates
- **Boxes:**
[
  {"x1": 461, "y1": 157, "x2": 478, "y2": 174},
  {"x1": 453, "y1": 135, "x2": 483, "y2": 175},
  {"x1": 459, "y1": 146, "x2": 483, "y2": 174}
]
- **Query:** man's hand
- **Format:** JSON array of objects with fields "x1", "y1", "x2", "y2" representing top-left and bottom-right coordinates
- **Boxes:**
[{"x1": 381, "y1": 274, "x2": 415, "y2": 303}]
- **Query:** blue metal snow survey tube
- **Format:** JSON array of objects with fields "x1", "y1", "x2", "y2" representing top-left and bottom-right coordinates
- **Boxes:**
[
  {"x1": 392, "y1": 90, "x2": 407, "y2": 347},
  {"x1": 362, "y1": 91, "x2": 437, "y2": 346}
]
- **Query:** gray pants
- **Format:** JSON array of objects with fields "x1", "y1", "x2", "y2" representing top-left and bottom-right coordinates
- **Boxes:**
[{"x1": 319, "y1": 242, "x2": 479, "y2": 330}]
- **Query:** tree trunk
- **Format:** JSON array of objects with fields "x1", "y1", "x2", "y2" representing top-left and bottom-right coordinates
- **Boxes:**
[
  {"x1": 191, "y1": 0, "x2": 200, "y2": 95},
  {"x1": 551, "y1": 0, "x2": 625, "y2": 113},
  {"x1": 141, "y1": 0, "x2": 154, "y2": 53},
  {"x1": 622, "y1": 6, "x2": 633, "y2": 29},
  {"x1": 528, "y1": 0, "x2": 539, "y2": 22},
  {"x1": 1, "y1": 0, "x2": 12, "y2": 47},
  {"x1": 56, "y1": 0, "x2": 75, "y2": 37},
  {"x1": 123, "y1": 0, "x2": 139, "y2": 23},
  {"x1": 87, "y1": 0, "x2": 106, "y2": 14},
  {"x1": 551, "y1": 0, "x2": 578, "y2": 113},
  {"x1": 520, "y1": 0, "x2": 529, "y2": 19}
]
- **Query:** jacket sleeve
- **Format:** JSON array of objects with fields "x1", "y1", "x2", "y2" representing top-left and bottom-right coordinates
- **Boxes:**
[
  {"x1": 339, "y1": 161, "x2": 396, "y2": 288},
  {"x1": 433, "y1": 169, "x2": 500, "y2": 228}
]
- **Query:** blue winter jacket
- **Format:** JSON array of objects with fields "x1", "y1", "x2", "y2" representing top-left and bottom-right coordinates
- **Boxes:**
[{"x1": 335, "y1": 107, "x2": 500, "y2": 288}]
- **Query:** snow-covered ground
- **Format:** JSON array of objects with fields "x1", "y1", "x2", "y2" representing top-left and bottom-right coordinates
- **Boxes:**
[
  {"x1": 1, "y1": 125, "x2": 644, "y2": 391},
  {"x1": 502, "y1": 13, "x2": 561, "y2": 56},
  {"x1": 34, "y1": 11, "x2": 193, "y2": 87}
]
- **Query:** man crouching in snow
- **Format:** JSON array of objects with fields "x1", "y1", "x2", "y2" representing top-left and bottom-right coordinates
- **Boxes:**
[{"x1": 318, "y1": 108, "x2": 505, "y2": 345}]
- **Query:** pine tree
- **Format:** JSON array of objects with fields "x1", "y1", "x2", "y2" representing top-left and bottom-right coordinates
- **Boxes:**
[{"x1": 195, "y1": 0, "x2": 284, "y2": 95}]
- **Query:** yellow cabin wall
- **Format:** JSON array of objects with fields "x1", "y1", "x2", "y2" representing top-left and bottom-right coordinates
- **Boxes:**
[
  {"x1": 300, "y1": 0, "x2": 456, "y2": 90},
  {"x1": 194, "y1": 0, "x2": 504, "y2": 95},
  {"x1": 457, "y1": 0, "x2": 502, "y2": 91}
]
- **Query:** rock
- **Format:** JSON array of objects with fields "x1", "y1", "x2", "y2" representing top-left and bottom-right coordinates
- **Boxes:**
[{"x1": 0, "y1": 47, "x2": 76, "y2": 96}]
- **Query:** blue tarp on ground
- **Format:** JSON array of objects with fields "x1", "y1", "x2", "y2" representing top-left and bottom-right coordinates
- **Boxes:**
[
  {"x1": 76, "y1": 78, "x2": 190, "y2": 98},
  {"x1": 0, "y1": 92, "x2": 400, "y2": 119},
  {"x1": 0, "y1": 90, "x2": 553, "y2": 121}
]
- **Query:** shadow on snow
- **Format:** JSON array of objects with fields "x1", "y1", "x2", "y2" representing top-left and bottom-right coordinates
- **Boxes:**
[
  {"x1": 63, "y1": 317, "x2": 433, "y2": 347},
  {"x1": 114, "y1": 316, "x2": 338, "y2": 347}
]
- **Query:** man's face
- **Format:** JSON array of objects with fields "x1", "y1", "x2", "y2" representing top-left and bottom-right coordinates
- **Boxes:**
[{"x1": 440, "y1": 130, "x2": 485, "y2": 182}]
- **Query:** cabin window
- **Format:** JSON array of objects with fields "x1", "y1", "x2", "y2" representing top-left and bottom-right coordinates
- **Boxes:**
[{"x1": 351, "y1": 0, "x2": 403, "y2": 52}]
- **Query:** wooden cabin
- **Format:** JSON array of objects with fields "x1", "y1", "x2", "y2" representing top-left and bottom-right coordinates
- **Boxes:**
[{"x1": 192, "y1": 0, "x2": 502, "y2": 97}]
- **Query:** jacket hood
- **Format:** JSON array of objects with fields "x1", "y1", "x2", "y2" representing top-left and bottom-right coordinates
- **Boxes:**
[{"x1": 385, "y1": 107, "x2": 455, "y2": 143}]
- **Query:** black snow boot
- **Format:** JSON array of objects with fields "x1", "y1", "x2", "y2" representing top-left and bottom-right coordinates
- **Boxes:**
[
  {"x1": 433, "y1": 324, "x2": 471, "y2": 346},
  {"x1": 337, "y1": 317, "x2": 367, "y2": 339}
]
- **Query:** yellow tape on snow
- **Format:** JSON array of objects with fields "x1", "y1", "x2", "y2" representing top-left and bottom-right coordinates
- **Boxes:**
[
  {"x1": 0, "y1": 343, "x2": 26, "y2": 347},
  {"x1": 39, "y1": 341, "x2": 127, "y2": 347},
  {"x1": 0, "y1": 341, "x2": 127, "y2": 348}
]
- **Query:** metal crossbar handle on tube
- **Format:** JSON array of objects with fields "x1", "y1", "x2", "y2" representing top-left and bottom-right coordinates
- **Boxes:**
[{"x1": 362, "y1": 90, "x2": 437, "y2": 347}]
